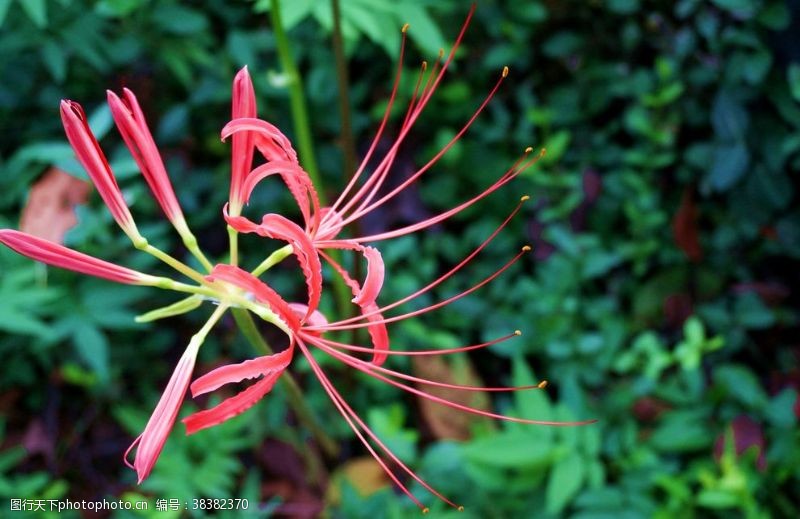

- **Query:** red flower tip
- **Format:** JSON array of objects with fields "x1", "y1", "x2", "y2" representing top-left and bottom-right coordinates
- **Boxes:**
[
  {"x1": 107, "y1": 88, "x2": 187, "y2": 229},
  {"x1": 0, "y1": 229, "x2": 155, "y2": 285},
  {"x1": 60, "y1": 99, "x2": 140, "y2": 241}
]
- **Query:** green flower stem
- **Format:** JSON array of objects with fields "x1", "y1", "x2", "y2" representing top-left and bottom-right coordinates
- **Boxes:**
[
  {"x1": 139, "y1": 243, "x2": 207, "y2": 285},
  {"x1": 227, "y1": 225, "x2": 239, "y2": 267},
  {"x1": 251, "y1": 244, "x2": 294, "y2": 277},
  {"x1": 152, "y1": 278, "x2": 216, "y2": 297},
  {"x1": 181, "y1": 231, "x2": 214, "y2": 273},
  {"x1": 231, "y1": 308, "x2": 339, "y2": 458},
  {"x1": 135, "y1": 294, "x2": 203, "y2": 323},
  {"x1": 269, "y1": 0, "x2": 324, "y2": 202},
  {"x1": 194, "y1": 303, "x2": 229, "y2": 345},
  {"x1": 267, "y1": 1, "x2": 355, "y2": 324},
  {"x1": 331, "y1": 0, "x2": 357, "y2": 177}
]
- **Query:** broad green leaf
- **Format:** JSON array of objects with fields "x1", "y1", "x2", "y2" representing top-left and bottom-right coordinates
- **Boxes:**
[
  {"x1": 20, "y1": 0, "x2": 47, "y2": 27},
  {"x1": 462, "y1": 430, "x2": 554, "y2": 469},
  {"x1": 72, "y1": 322, "x2": 109, "y2": 382},
  {"x1": 546, "y1": 451, "x2": 586, "y2": 514}
]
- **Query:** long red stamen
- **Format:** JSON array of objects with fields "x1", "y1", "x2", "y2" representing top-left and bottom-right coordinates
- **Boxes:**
[
  {"x1": 311, "y1": 337, "x2": 545, "y2": 393},
  {"x1": 327, "y1": 197, "x2": 527, "y2": 326},
  {"x1": 311, "y1": 247, "x2": 530, "y2": 331},
  {"x1": 324, "y1": 344, "x2": 595, "y2": 427},
  {"x1": 343, "y1": 146, "x2": 540, "y2": 244},
  {"x1": 331, "y1": 5, "x2": 476, "y2": 225},
  {"x1": 301, "y1": 342, "x2": 462, "y2": 510},
  {"x1": 334, "y1": 57, "x2": 438, "y2": 222},
  {"x1": 346, "y1": 68, "x2": 509, "y2": 224},
  {"x1": 324, "y1": 24, "x2": 410, "y2": 222},
  {"x1": 303, "y1": 331, "x2": 520, "y2": 357}
]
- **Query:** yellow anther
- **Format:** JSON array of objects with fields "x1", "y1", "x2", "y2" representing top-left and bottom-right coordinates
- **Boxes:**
[
  {"x1": 422, "y1": 508, "x2": 430, "y2": 515},
  {"x1": 421, "y1": 60, "x2": 428, "y2": 70},
  {"x1": 502, "y1": 66, "x2": 509, "y2": 77},
  {"x1": 438, "y1": 48, "x2": 445, "y2": 58},
  {"x1": 525, "y1": 146, "x2": 533, "y2": 154},
  {"x1": 514, "y1": 330, "x2": 522, "y2": 336},
  {"x1": 540, "y1": 148, "x2": 547, "y2": 157},
  {"x1": 402, "y1": 23, "x2": 410, "y2": 33},
  {"x1": 520, "y1": 195, "x2": 530, "y2": 202},
  {"x1": 538, "y1": 380, "x2": 549, "y2": 389},
  {"x1": 458, "y1": 506, "x2": 465, "y2": 512},
  {"x1": 522, "y1": 245, "x2": 532, "y2": 252}
]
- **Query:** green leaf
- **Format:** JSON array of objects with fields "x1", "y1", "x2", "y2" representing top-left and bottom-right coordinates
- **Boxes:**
[
  {"x1": 0, "y1": 0, "x2": 12, "y2": 26},
  {"x1": 19, "y1": 0, "x2": 47, "y2": 27},
  {"x1": 546, "y1": 451, "x2": 586, "y2": 514},
  {"x1": 40, "y1": 40, "x2": 67, "y2": 82},
  {"x1": 463, "y1": 430, "x2": 554, "y2": 469},
  {"x1": 72, "y1": 323, "x2": 109, "y2": 382},
  {"x1": 706, "y1": 142, "x2": 749, "y2": 192},
  {"x1": 788, "y1": 63, "x2": 800, "y2": 103},
  {"x1": 714, "y1": 364, "x2": 768, "y2": 409},
  {"x1": 710, "y1": 0, "x2": 757, "y2": 18},
  {"x1": 650, "y1": 411, "x2": 712, "y2": 452}
]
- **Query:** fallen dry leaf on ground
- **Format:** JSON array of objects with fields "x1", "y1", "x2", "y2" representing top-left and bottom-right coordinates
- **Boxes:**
[
  {"x1": 412, "y1": 355, "x2": 490, "y2": 441},
  {"x1": 20, "y1": 167, "x2": 90, "y2": 244}
]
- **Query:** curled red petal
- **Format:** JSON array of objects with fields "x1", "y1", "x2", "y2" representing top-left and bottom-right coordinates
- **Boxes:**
[
  {"x1": 241, "y1": 161, "x2": 321, "y2": 232},
  {"x1": 318, "y1": 241, "x2": 384, "y2": 307},
  {"x1": 321, "y1": 251, "x2": 389, "y2": 366},
  {"x1": 228, "y1": 213, "x2": 322, "y2": 318},
  {"x1": 190, "y1": 346, "x2": 293, "y2": 397},
  {"x1": 221, "y1": 117, "x2": 298, "y2": 164},
  {"x1": 183, "y1": 370, "x2": 284, "y2": 435}
]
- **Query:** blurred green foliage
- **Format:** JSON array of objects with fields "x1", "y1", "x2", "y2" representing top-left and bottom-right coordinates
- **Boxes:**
[{"x1": 0, "y1": 0, "x2": 798, "y2": 517}]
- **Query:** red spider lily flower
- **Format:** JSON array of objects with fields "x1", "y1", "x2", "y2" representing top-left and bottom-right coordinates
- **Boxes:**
[
  {"x1": 222, "y1": 6, "x2": 539, "y2": 369},
  {"x1": 179, "y1": 252, "x2": 593, "y2": 511},
  {"x1": 0, "y1": 4, "x2": 595, "y2": 508}
]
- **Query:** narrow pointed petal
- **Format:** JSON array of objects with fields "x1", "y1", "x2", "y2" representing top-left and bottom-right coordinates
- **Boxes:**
[
  {"x1": 0, "y1": 229, "x2": 156, "y2": 285},
  {"x1": 60, "y1": 100, "x2": 140, "y2": 241},
  {"x1": 130, "y1": 340, "x2": 201, "y2": 483},
  {"x1": 229, "y1": 67, "x2": 257, "y2": 213},
  {"x1": 107, "y1": 89, "x2": 186, "y2": 230},
  {"x1": 183, "y1": 370, "x2": 283, "y2": 434},
  {"x1": 221, "y1": 117, "x2": 298, "y2": 164},
  {"x1": 190, "y1": 346, "x2": 293, "y2": 397}
]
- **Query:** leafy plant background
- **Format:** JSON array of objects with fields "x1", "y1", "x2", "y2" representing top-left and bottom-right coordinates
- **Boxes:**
[{"x1": 1, "y1": 0, "x2": 799, "y2": 517}]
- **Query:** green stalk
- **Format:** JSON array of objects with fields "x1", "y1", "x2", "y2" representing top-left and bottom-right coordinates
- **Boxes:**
[
  {"x1": 269, "y1": 0, "x2": 324, "y2": 201},
  {"x1": 269, "y1": 0, "x2": 355, "y2": 323},
  {"x1": 231, "y1": 308, "x2": 339, "y2": 458},
  {"x1": 139, "y1": 243, "x2": 207, "y2": 285},
  {"x1": 252, "y1": 244, "x2": 294, "y2": 277},
  {"x1": 331, "y1": 0, "x2": 357, "y2": 177}
]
